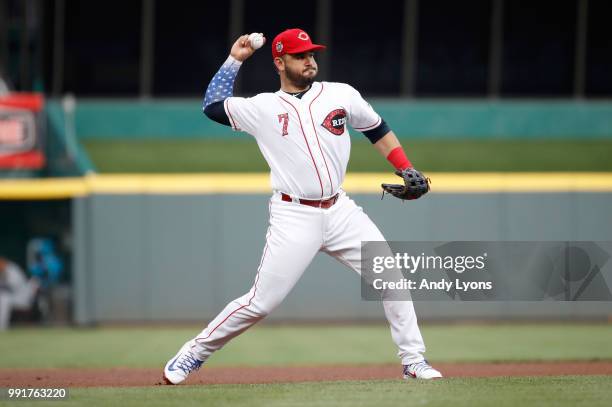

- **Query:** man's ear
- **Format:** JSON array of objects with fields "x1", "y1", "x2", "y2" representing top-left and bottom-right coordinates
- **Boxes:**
[{"x1": 273, "y1": 57, "x2": 285, "y2": 72}]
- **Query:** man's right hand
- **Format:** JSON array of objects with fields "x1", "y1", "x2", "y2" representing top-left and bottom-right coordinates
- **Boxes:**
[{"x1": 230, "y1": 34, "x2": 266, "y2": 62}]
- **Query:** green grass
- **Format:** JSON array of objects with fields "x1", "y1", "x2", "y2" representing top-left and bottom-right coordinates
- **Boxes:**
[
  {"x1": 4, "y1": 377, "x2": 612, "y2": 407},
  {"x1": 1, "y1": 323, "x2": 611, "y2": 369},
  {"x1": 2, "y1": 325, "x2": 611, "y2": 406},
  {"x1": 82, "y1": 139, "x2": 612, "y2": 173}
]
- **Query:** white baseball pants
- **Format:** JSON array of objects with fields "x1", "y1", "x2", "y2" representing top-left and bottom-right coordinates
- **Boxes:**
[{"x1": 190, "y1": 191, "x2": 426, "y2": 365}]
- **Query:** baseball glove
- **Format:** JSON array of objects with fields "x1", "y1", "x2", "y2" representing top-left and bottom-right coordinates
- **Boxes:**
[{"x1": 381, "y1": 168, "x2": 430, "y2": 201}]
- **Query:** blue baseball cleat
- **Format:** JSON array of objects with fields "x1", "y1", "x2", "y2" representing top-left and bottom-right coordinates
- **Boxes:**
[{"x1": 163, "y1": 341, "x2": 204, "y2": 385}]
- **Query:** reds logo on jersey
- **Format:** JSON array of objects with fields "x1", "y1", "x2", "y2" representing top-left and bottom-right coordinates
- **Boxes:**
[{"x1": 321, "y1": 109, "x2": 347, "y2": 136}]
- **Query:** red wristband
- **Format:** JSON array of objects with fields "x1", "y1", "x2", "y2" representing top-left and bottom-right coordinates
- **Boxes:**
[{"x1": 386, "y1": 146, "x2": 412, "y2": 170}]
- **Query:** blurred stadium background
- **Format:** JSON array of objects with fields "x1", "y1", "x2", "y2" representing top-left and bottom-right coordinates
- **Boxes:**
[{"x1": 1, "y1": 0, "x2": 612, "y2": 327}]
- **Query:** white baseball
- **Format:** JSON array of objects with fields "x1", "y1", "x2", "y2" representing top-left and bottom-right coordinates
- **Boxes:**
[{"x1": 248, "y1": 33, "x2": 264, "y2": 50}]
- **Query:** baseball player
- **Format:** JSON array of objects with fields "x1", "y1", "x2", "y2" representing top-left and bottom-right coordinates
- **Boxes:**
[
  {"x1": 0, "y1": 257, "x2": 39, "y2": 330},
  {"x1": 163, "y1": 28, "x2": 441, "y2": 384}
]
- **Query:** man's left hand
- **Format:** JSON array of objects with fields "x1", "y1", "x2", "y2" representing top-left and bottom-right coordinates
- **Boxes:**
[{"x1": 381, "y1": 168, "x2": 430, "y2": 201}]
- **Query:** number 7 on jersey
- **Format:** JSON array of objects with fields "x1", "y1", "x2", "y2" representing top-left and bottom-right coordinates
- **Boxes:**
[{"x1": 278, "y1": 113, "x2": 289, "y2": 136}]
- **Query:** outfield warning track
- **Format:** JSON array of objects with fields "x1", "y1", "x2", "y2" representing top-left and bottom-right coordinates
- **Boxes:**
[{"x1": 2, "y1": 362, "x2": 611, "y2": 387}]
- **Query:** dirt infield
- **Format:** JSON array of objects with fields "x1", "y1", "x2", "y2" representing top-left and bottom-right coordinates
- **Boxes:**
[{"x1": 2, "y1": 362, "x2": 612, "y2": 387}]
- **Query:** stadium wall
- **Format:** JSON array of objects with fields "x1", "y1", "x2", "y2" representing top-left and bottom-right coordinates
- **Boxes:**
[
  {"x1": 45, "y1": 99, "x2": 612, "y2": 140},
  {"x1": 70, "y1": 190, "x2": 612, "y2": 324}
]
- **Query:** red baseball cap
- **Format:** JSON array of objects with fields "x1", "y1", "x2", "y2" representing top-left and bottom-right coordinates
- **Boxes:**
[{"x1": 271, "y1": 28, "x2": 326, "y2": 58}]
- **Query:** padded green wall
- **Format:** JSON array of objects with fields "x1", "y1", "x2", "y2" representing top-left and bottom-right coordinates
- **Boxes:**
[{"x1": 46, "y1": 99, "x2": 612, "y2": 139}]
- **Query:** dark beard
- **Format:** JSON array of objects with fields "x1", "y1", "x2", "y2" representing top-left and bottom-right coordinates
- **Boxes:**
[{"x1": 285, "y1": 67, "x2": 316, "y2": 89}]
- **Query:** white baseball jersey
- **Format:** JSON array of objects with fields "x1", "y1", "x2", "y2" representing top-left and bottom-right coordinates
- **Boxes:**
[{"x1": 224, "y1": 81, "x2": 382, "y2": 199}]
